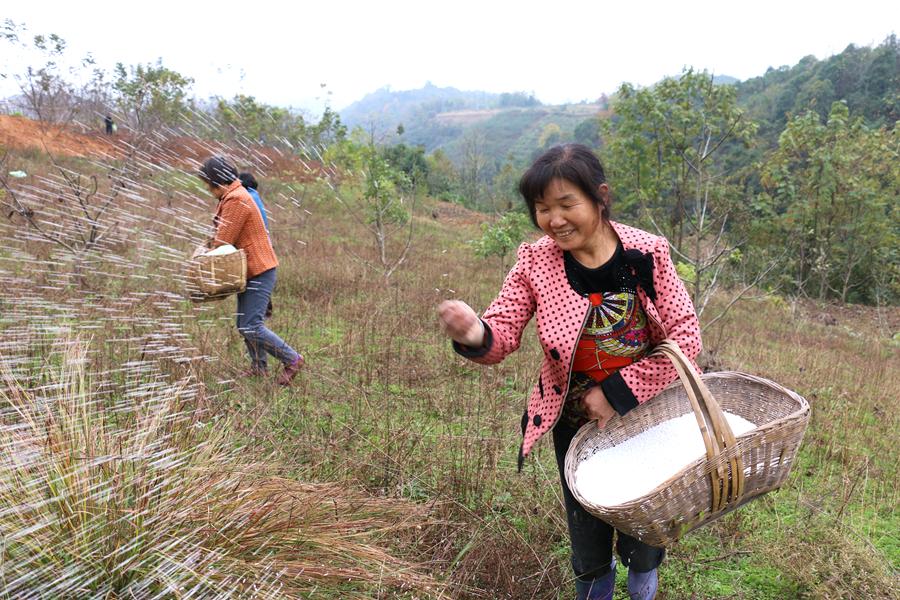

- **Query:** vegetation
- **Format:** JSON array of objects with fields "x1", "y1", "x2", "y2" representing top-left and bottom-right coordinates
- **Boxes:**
[
  {"x1": 471, "y1": 211, "x2": 532, "y2": 277},
  {"x1": 758, "y1": 101, "x2": 898, "y2": 304},
  {"x1": 0, "y1": 341, "x2": 439, "y2": 599},
  {"x1": 0, "y1": 21, "x2": 897, "y2": 600},
  {"x1": 113, "y1": 60, "x2": 193, "y2": 132},
  {"x1": 325, "y1": 130, "x2": 418, "y2": 279},
  {"x1": 735, "y1": 35, "x2": 899, "y2": 144},
  {"x1": 603, "y1": 69, "x2": 759, "y2": 321}
]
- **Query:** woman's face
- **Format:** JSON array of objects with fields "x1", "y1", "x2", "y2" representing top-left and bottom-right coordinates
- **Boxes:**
[
  {"x1": 534, "y1": 178, "x2": 607, "y2": 253},
  {"x1": 207, "y1": 181, "x2": 224, "y2": 199}
]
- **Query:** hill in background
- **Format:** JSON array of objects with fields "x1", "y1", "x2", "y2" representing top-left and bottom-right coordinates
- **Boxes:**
[
  {"x1": 340, "y1": 35, "x2": 897, "y2": 169},
  {"x1": 340, "y1": 82, "x2": 608, "y2": 165}
]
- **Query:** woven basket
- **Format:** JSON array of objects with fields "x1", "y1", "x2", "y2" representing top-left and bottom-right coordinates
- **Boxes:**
[
  {"x1": 185, "y1": 248, "x2": 247, "y2": 303},
  {"x1": 564, "y1": 340, "x2": 810, "y2": 547}
]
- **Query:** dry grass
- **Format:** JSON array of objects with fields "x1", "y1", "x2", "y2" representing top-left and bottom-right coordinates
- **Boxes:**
[
  {"x1": 0, "y1": 340, "x2": 444, "y2": 599},
  {"x1": 697, "y1": 296, "x2": 900, "y2": 599},
  {"x1": 1, "y1": 126, "x2": 897, "y2": 598}
]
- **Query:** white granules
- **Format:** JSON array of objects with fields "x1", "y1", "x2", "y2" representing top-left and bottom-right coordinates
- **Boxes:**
[{"x1": 573, "y1": 412, "x2": 757, "y2": 506}]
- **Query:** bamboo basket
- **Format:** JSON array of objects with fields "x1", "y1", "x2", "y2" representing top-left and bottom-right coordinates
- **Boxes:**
[
  {"x1": 564, "y1": 340, "x2": 810, "y2": 547},
  {"x1": 185, "y1": 248, "x2": 247, "y2": 303}
]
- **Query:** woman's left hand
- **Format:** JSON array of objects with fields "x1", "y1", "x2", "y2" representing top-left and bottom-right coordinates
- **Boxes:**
[{"x1": 582, "y1": 386, "x2": 616, "y2": 429}]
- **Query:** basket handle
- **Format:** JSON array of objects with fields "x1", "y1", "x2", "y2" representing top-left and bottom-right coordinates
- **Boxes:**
[{"x1": 650, "y1": 340, "x2": 745, "y2": 513}]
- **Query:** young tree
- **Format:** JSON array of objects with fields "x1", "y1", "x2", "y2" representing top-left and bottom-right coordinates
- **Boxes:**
[
  {"x1": 306, "y1": 106, "x2": 347, "y2": 150},
  {"x1": 471, "y1": 211, "x2": 532, "y2": 279},
  {"x1": 0, "y1": 148, "x2": 132, "y2": 287},
  {"x1": 424, "y1": 149, "x2": 460, "y2": 202},
  {"x1": 1, "y1": 22, "x2": 93, "y2": 126},
  {"x1": 604, "y1": 69, "x2": 762, "y2": 322},
  {"x1": 460, "y1": 130, "x2": 487, "y2": 209},
  {"x1": 113, "y1": 60, "x2": 193, "y2": 131},
  {"x1": 382, "y1": 143, "x2": 429, "y2": 186},
  {"x1": 214, "y1": 94, "x2": 306, "y2": 148},
  {"x1": 760, "y1": 101, "x2": 898, "y2": 304},
  {"x1": 325, "y1": 130, "x2": 416, "y2": 279},
  {"x1": 490, "y1": 158, "x2": 520, "y2": 213}
]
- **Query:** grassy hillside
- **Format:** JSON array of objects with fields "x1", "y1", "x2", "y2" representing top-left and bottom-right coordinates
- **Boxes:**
[
  {"x1": 438, "y1": 104, "x2": 608, "y2": 166},
  {"x1": 0, "y1": 120, "x2": 897, "y2": 598}
]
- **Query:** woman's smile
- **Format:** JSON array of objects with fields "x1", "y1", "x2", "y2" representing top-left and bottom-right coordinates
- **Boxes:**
[{"x1": 535, "y1": 178, "x2": 605, "y2": 255}]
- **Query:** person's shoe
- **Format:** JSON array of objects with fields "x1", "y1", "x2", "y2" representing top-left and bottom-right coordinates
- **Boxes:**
[
  {"x1": 277, "y1": 355, "x2": 304, "y2": 386},
  {"x1": 627, "y1": 568, "x2": 658, "y2": 600},
  {"x1": 239, "y1": 366, "x2": 269, "y2": 379},
  {"x1": 575, "y1": 567, "x2": 616, "y2": 600}
]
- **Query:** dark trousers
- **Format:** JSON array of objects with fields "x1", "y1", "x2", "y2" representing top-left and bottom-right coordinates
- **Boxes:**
[
  {"x1": 235, "y1": 268, "x2": 299, "y2": 369},
  {"x1": 552, "y1": 419, "x2": 665, "y2": 582}
]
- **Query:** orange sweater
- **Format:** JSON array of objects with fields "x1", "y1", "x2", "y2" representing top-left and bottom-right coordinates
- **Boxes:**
[{"x1": 211, "y1": 180, "x2": 278, "y2": 278}]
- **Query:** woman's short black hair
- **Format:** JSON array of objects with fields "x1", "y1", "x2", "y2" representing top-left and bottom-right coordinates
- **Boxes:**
[
  {"x1": 518, "y1": 143, "x2": 609, "y2": 227},
  {"x1": 198, "y1": 156, "x2": 238, "y2": 187},
  {"x1": 238, "y1": 172, "x2": 258, "y2": 190}
]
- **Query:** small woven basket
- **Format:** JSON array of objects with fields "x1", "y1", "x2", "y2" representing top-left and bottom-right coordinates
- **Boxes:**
[
  {"x1": 564, "y1": 340, "x2": 810, "y2": 547},
  {"x1": 185, "y1": 248, "x2": 247, "y2": 303}
]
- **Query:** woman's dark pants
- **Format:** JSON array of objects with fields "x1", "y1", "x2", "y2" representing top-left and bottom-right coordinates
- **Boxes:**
[
  {"x1": 235, "y1": 268, "x2": 300, "y2": 370},
  {"x1": 552, "y1": 419, "x2": 665, "y2": 597}
]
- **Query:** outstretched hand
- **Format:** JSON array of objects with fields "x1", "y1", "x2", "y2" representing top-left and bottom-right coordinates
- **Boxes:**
[
  {"x1": 437, "y1": 300, "x2": 484, "y2": 347},
  {"x1": 583, "y1": 386, "x2": 616, "y2": 429}
]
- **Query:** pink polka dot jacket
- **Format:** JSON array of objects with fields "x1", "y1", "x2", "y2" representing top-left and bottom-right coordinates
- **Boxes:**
[{"x1": 455, "y1": 221, "x2": 702, "y2": 466}]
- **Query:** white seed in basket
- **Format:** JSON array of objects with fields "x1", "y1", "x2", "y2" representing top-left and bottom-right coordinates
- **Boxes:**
[{"x1": 574, "y1": 412, "x2": 757, "y2": 506}]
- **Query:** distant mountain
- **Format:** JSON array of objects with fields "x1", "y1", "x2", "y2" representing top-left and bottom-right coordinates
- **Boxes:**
[
  {"x1": 340, "y1": 35, "x2": 898, "y2": 173},
  {"x1": 340, "y1": 83, "x2": 606, "y2": 167},
  {"x1": 712, "y1": 74, "x2": 739, "y2": 85},
  {"x1": 434, "y1": 103, "x2": 608, "y2": 166},
  {"x1": 340, "y1": 83, "x2": 541, "y2": 142}
]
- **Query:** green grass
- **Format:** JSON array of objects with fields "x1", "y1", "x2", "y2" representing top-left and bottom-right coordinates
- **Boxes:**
[{"x1": 2, "y1": 137, "x2": 897, "y2": 599}]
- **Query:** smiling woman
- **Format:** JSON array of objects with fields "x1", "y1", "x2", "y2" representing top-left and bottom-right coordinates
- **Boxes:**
[{"x1": 437, "y1": 143, "x2": 702, "y2": 600}]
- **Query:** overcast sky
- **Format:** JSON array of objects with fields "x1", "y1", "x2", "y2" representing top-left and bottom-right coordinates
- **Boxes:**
[{"x1": 2, "y1": 0, "x2": 896, "y2": 115}]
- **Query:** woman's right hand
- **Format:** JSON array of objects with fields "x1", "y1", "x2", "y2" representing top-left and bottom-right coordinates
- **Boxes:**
[{"x1": 437, "y1": 300, "x2": 484, "y2": 347}]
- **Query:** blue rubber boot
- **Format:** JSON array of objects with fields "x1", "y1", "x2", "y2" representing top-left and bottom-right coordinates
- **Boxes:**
[
  {"x1": 574, "y1": 565, "x2": 616, "y2": 600},
  {"x1": 627, "y1": 567, "x2": 658, "y2": 599}
]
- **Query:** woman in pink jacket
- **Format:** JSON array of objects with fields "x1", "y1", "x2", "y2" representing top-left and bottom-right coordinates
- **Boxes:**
[{"x1": 438, "y1": 144, "x2": 701, "y2": 600}]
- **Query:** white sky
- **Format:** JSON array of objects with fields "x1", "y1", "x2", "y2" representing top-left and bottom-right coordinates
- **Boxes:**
[{"x1": 2, "y1": 0, "x2": 897, "y2": 116}]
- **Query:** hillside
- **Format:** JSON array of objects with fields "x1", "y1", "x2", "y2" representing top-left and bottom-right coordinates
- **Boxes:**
[
  {"x1": 734, "y1": 34, "x2": 898, "y2": 144},
  {"x1": 340, "y1": 35, "x2": 898, "y2": 171},
  {"x1": 1, "y1": 113, "x2": 897, "y2": 598},
  {"x1": 340, "y1": 82, "x2": 502, "y2": 147},
  {"x1": 340, "y1": 82, "x2": 605, "y2": 166}
]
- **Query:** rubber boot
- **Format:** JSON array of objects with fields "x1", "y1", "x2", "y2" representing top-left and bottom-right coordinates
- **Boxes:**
[
  {"x1": 574, "y1": 566, "x2": 616, "y2": 600},
  {"x1": 627, "y1": 567, "x2": 658, "y2": 600}
]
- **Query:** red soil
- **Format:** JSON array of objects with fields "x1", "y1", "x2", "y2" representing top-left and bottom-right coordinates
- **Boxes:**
[{"x1": 0, "y1": 115, "x2": 320, "y2": 181}]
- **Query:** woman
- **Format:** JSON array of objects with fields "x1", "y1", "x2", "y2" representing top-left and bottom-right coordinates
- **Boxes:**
[
  {"x1": 238, "y1": 171, "x2": 270, "y2": 232},
  {"x1": 199, "y1": 156, "x2": 303, "y2": 385},
  {"x1": 437, "y1": 144, "x2": 701, "y2": 600},
  {"x1": 238, "y1": 171, "x2": 273, "y2": 319}
]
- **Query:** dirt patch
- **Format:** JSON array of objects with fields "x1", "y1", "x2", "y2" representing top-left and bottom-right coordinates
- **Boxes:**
[
  {"x1": 427, "y1": 201, "x2": 486, "y2": 225},
  {"x1": 0, "y1": 115, "x2": 118, "y2": 159},
  {"x1": 432, "y1": 109, "x2": 503, "y2": 126},
  {"x1": 0, "y1": 115, "x2": 321, "y2": 182}
]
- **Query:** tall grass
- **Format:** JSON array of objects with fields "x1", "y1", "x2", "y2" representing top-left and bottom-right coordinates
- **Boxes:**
[
  {"x1": 0, "y1": 340, "x2": 443, "y2": 599},
  {"x1": 2, "y1": 127, "x2": 897, "y2": 598}
]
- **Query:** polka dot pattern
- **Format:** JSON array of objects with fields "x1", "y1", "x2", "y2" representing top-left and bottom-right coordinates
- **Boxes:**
[{"x1": 468, "y1": 221, "x2": 703, "y2": 458}]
